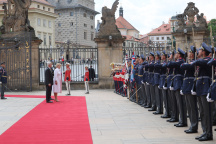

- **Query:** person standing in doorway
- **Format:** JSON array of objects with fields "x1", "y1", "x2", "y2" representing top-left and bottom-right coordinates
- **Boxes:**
[
  {"x1": 45, "y1": 61, "x2": 54, "y2": 103},
  {"x1": 64, "y1": 63, "x2": 71, "y2": 95},
  {"x1": 84, "y1": 66, "x2": 89, "y2": 94},
  {"x1": 89, "y1": 65, "x2": 96, "y2": 81}
]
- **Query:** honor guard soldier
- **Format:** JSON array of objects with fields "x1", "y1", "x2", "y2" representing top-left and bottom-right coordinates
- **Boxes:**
[
  {"x1": 0, "y1": 62, "x2": 7, "y2": 100},
  {"x1": 137, "y1": 55, "x2": 146, "y2": 106},
  {"x1": 153, "y1": 51, "x2": 163, "y2": 114},
  {"x1": 207, "y1": 47, "x2": 216, "y2": 132},
  {"x1": 168, "y1": 48, "x2": 187, "y2": 127},
  {"x1": 192, "y1": 42, "x2": 213, "y2": 141},
  {"x1": 147, "y1": 52, "x2": 156, "y2": 111},
  {"x1": 180, "y1": 46, "x2": 198, "y2": 134},
  {"x1": 157, "y1": 51, "x2": 171, "y2": 118},
  {"x1": 144, "y1": 56, "x2": 151, "y2": 108},
  {"x1": 166, "y1": 51, "x2": 179, "y2": 123}
]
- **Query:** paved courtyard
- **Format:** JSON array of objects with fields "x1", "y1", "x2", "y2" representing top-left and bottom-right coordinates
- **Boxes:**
[{"x1": 0, "y1": 89, "x2": 216, "y2": 144}]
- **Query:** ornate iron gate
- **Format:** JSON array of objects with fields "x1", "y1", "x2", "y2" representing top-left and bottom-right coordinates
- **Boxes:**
[{"x1": 0, "y1": 32, "x2": 32, "y2": 91}]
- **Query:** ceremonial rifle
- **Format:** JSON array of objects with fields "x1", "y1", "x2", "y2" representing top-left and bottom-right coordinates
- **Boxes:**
[{"x1": 192, "y1": 27, "x2": 197, "y2": 95}]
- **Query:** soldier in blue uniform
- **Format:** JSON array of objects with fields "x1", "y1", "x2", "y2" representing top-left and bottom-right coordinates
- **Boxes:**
[
  {"x1": 157, "y1": 51, "x2": 171, "y2": 118},
  {"x1": 167, "y1": 48, "x2": 187, "y2": 127},
  {"x1": 144, "y1": 56, "x2": 151, "y2": 108},
  {"x1": 147, "y1": 52, "x2": 156, "y2": 111},
  {"x1": 0, "y1": 62, "x2": 7, "y2": 100},
  {"x1": 180, "y1": 46, "x2": 198, "y2": 133},
  {"x1": 207, "y1": 48, "x2": 216, "y2": 132},
  {"x1": 192, "y1": 42, "x2": 213, "y2": 141},
  {"x1": 138, "y1": 55, "x2": 147, "y2": 106},
  {"x1": 130, "y1": 55, "x2": 139, "y2": 102},
  {"x1": 153, "y1": 51, "x2": 163, "y2": 114},
  {"x1": 166, "y1": 51, "x2": 179, "y2": 122}
]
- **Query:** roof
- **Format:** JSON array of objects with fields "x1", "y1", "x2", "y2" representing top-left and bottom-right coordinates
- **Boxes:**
[
  {"x1": 116, "y1": 16, "x2": 139, "y2": 32},
  {"x1": 148, "y1": 23, "x2": 171, "y2": 36},
  {"x1": 122, "y1": 35, "x2": 139, "y2": 41},
  {"x1": 0, "y1": 0, "x2": 54, "y2": 7}
]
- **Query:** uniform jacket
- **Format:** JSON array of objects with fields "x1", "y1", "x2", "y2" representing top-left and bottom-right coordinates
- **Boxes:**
[
  {"x1": 207, "y1": 58, "x2": 216, "y2": 100},
  {"x1": 166, "y1": 63, "x2": 174, "y2": 88},
  {"x1": 167, "y1": 58, "x2": 185, "y2": 90},
  {"x1": 45, "y1": 67, "x2": 53, "y2": 85},
  {"x1": 134, "y1": 64, "x2": 139, "y2": 82},
  {"x1": 180, "y1": 60, "x2": 195, "y2": 94},
  {"x1": 64, "y1": 67, "x2": 71, "y2": 81},
  {"x1": 148, "y1": 60, "x2": 155, "y2": 85},
  {"x1": 155, "y1": 61, "x2": 166, "y2": 88},
  {"x1": 0, "y1": 66, "x2": 7, "y2": 84},
  {"x1": 192, "y1": 57, "x2": 211, "y2": 96},
  {"x1": 144, "y1": 62, "x2": 149, "y2": 83},
  {"x1": 153, "y1": 60, "x2": 161, "y2": 85},
  {"x1": 138, "y1": 62, "x2": 145, "y2": 85}
]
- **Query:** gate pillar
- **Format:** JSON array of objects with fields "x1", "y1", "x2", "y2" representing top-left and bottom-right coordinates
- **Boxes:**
[{"x1": 94, "y1": 38, "x2": 125, "y2": 89}]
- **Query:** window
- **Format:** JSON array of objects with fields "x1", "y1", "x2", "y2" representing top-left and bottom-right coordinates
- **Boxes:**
[
  {"x1": 37, "y1": 5, "x2": 40, "y2": 8},
  {"x1": 162, "y1": 37, "x2": 164, "y2": 40},
  {"x1": 43, "y1": 6, "x2": 45, "y2": 10},
  {"x1": 70, "y1": 12, "x2": 73, "y2": 16},
  {"x1": 2, "y1": 6, "x2": 4, "y2": 9},
  {"x1": 38, "y1": 33, "x2": 41, "y2": 39},
  {"x1": 156, "y1": 37, "x2": 159, "y2": 40},
  {"x1": 123, "y1": 42, "x2": 125, "y2": 47},
  {"x1": 167, "y1": 37, "x2": 171, "y2": 40},
  {"x1": 70, "y1": 22, "x2": 73, "y2": 26},
  {"x1": 83, "y1": 13, "x2": 87, "y2": 17},
  {"x1": 37, "y1": 18, "x2": 41, "y2": 26},
  {"x1": 48, "y1": 8, "x2": 50, "y2": 11},
  {"x1": 48, "y1": 21, "x2": 51, "y2": 28},
  {"x1": 43, "y1": 19, "x2": 46, "y2": 27},
  {"x1": 49, "y1": 35, "x2": 52, "y2": 46},
  {"x1": 90, "y1": 16, "x2": 94, "y2": 20},
  {"x1": 58, "y1": 23, "x2": 61, "y2": 27},
  {"x1": 44, "y1": 34, "x2": 47, "y2": 46},
  {"x1": 84, "y1": 31, "x2": 87, "y2": 40},
  {"x1": 84, "y1": 23, "x2": 87, "y2": 27},
  {"x1": 91, "y1": 32, "x2": 94, "y2": 41},
  {"x1": 91, "y1": 25, "x2": 93, "y2": 29}
]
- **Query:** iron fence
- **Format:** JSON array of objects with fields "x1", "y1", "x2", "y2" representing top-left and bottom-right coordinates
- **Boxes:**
[{"x1": 39, "y1": 47, "x2": 98, "y2": 83}]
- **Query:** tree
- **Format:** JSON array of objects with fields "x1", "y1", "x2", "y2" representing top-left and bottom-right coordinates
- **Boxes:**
[{"x1": 208, "y1": 19, "x2": 216, "y2": 46}]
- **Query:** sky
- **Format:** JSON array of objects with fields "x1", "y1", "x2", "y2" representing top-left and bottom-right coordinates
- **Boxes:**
[{"x1": 94, "y1": 0, "x2": 216, "y2": 35}]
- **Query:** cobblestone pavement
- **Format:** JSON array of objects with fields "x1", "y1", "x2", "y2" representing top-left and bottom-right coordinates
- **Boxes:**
[{"x1": 0, "y1": 90, "x2": 216, "y2": 144}]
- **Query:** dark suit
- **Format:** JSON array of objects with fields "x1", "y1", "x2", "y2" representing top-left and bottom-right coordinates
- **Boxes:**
[
  {"x1": 45, "y1": 67, "x2": 54, "y2": 102},
  {"x1": 88, "y1": 67, "x2": 95, "y2": 81}
]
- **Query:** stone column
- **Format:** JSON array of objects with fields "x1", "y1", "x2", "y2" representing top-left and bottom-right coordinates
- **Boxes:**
[
  {"x1": 31, "y1": 39, "x2": 42, "y2": 90},
  {"x1": 94, "y1": 38, "x2": 125, "y2": 89}
]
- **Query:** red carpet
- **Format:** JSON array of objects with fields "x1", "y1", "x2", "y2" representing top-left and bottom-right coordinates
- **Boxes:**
[{"x1": 0, "y1": 96, "x2": 93, "y2": 144}]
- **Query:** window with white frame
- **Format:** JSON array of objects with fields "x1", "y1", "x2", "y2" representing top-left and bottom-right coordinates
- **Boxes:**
[{"x1": 37, "y1": 18, "x2": 41, "y2": 26}]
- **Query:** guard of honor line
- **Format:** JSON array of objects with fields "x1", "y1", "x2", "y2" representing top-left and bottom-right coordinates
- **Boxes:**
[{"x1": 112, "y1": 42, "x2": 216, "y2": 141}]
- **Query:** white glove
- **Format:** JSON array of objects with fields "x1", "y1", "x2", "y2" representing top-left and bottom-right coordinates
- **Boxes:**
[
  {"x1": 163, "y1": 85, "x2": 167, "y2": 90},
  {"x1": 206, "y1": 93, "x2": 214, "y2": 103},
  {"x1": 158, "y1": 85, "x2": 161, "y2": 89},
  {"x1": 191, "y1": 90, "x2": 197, "y2": 96},
  {"x1": 146, "y1": 82, "x2": 150, "y2": 85},
  {"x1": 180, "y1": 90, "x2": 183, "y2": 95},
  {"x1": 141, "y1": 81, "x2": 144, "y2": 84},
  {"x1": 169, "y1": 86, "x2": 174, "y2": 91}
]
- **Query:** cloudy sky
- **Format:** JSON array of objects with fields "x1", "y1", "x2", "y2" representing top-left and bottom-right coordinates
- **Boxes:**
[{"x1": 94, "y1": 0, "x2": 216, "y2": 35}]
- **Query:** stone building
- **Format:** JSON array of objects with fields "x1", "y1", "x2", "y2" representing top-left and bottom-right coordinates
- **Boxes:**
[
  {"x1": 0, "y1": 0, "x2": 58, "y2": 48},
  {"x1": 46, "y1": 0, "x2": 99, "y2": 48}
]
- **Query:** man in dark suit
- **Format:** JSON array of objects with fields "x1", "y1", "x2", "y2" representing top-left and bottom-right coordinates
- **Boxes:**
[
  {"x1": 0, "y1": 62, "x2": 7, "y2": 100},
  {"x1": 45, "y1": 61, "x2": 54, "y2": 103},
  {"x1": 88, "y1": 65, "x2": 95, "y2": 81}
]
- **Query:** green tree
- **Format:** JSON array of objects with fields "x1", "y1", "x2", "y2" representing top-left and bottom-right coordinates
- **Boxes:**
[{"x1": 208, "y1": 19, "x2": 216, "y2": 46}]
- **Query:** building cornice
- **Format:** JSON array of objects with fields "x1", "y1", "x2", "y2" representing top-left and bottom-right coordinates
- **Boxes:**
[{"x1": 28, "y1": 8, "x2": 59, "y2": 18}]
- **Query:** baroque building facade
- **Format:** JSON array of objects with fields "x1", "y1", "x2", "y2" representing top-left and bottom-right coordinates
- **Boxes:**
[
  {"x1": 0, "y1": 0, "x2": 58, "y2": 48},
  {"x1": 46, "y1": 0, "x2": 99, "y2": 48}
]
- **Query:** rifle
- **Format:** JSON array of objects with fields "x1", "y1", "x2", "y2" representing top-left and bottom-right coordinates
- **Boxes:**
[{"x1": 191, "y1": 27, "x2": 197, "y2": 95}]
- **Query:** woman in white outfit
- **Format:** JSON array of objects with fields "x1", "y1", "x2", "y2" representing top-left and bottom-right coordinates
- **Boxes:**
[{"x1": 53, "y1": 63, "x2": 62, "y2": 102}]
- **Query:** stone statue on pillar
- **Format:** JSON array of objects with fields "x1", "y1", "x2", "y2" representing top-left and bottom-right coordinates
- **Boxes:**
[
  {"x1": 96, "y1": 0, "x2": 122, "y2": 39},
  {"x1": 0, "y1": 0, "x2": 34, "y2": 35},
  {"x1": 183, "y1": 2, "x2": 199, "y2": 27},
  {"x1": 197, "y1": 13, "x2": 207, "y2": 28}
]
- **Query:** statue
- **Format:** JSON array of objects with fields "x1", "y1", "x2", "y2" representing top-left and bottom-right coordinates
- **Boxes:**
[
  {"x1": 183, "y1": 2, "x2": 199, "y2": 26},
  {"x1": 1, "y1": 0, "x2": 34, "y2": 34},
  {"x1": 97, "y1": 0, "x2": 122, "y2": 39},
  {"x1": 176, "y1": 14, "x2": 186, "y2": 30},
  {"x1": 197, "y1": 13, "x2": 207, "y2": 28}
]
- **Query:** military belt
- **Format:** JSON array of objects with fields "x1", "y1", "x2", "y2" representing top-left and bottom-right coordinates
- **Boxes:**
[
  {"x1": 154, "y1": 73, "x2": 160, "y2": 75},
  {"x1": 197, "y1": 76, "x2": 210, "y2": 80},
  {"x1": 184, "y1": 77, "x2": 195, "y2": 80},
  {"x1": 138, "y1": 75, "x2": 143, "y2": 77}
]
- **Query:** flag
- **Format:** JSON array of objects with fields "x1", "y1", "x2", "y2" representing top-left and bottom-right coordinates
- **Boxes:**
[{"x1": 130, "y1": 52, "x2": 135, "y2": 82}]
